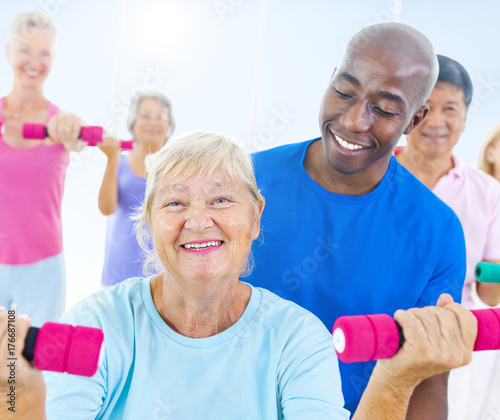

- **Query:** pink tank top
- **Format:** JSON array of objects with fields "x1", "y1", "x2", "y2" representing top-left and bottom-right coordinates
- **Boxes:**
[{"x1": 0, "y1": 97, "x2": 69, "y2": 264}]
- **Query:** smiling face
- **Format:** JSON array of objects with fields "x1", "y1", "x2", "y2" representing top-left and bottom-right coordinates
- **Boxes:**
[
  {"x1": 319, "y1": 44, "x2": 429, "y2": 181},
  {"x1": 5, "y1": 28, "x2": 55, "y2": 89},
  {"x1": 149, "y1": 171, "x2": 262, "y2": 285},
  {"x1": 406, "y1": 82, "x2": 467, "y2": 159},
  {"x1": 132, "y1": 97, "x2": 170, "y2": 146}
]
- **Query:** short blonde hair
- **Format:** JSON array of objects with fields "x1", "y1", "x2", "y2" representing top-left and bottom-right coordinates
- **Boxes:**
[
  {"x1": 8, "y1": 12, "x2": 57, "y2": 46},
  {"x1": 477, "y1": 123, "x2": 500, "y2": 176},
  {"x1": 135, "y1": 131, "x2": 263, "y2": 276}
]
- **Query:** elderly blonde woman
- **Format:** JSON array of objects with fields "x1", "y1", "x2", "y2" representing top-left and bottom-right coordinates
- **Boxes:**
[
  {"x1": 0, "y1": 133, "x2": 477, "y2": 419},
  {"x1": 477, "y1": 123, "x2": 500, "y2": 182}
]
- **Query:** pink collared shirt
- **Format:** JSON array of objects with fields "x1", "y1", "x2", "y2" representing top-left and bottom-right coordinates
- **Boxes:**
[
  {"x1": 395, "y1": 147, "x2": 500, "y2": 308},
  {"x1": 433, "y1": 154, "x2": 500, "y2": 307}
]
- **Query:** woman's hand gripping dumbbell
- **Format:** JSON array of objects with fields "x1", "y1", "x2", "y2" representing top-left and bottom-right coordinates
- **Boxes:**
[
  {"x1": 1, "y1": 308, "x2": 103, "y2": 379},
  {"x1": 22, "y1": 122, "x2": 134, "y2": 150}
]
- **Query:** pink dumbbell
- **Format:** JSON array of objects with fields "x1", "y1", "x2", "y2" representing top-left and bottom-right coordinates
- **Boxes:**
[
  {"x1": 22, "y1": 123, "x2": 134, "y2": 150},
  {"x1": 332, "y1": 307, "x2": 500, "y2": 363},
  {"x1": 22, "y1": 322, "x2": 104, "y2": 377}
]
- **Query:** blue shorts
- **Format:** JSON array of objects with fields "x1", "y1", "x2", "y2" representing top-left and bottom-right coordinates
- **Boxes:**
[{"x1": 0, "y1": 253, "x2": 66, "y2": 327}]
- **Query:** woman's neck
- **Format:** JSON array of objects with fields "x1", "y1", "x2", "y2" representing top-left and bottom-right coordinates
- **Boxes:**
[
  {"x1": 134, "y1": 140, "x2": 164, "y2": 156},
  {"x1": 5, "y1": 86, "x2": 47, "y2": 112},
  {"x1": 151, "y1": 274, "x2": 251, "y2": 338}
]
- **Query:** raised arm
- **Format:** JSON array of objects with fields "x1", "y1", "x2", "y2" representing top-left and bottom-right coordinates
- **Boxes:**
[{"x1": 97, "y1": 137, "x2": 121, "y2": 215}]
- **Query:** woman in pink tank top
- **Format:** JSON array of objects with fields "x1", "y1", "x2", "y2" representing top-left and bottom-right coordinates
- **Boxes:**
[{"x1": 0, "y1": 12, "x2": 88, "y2": 326}]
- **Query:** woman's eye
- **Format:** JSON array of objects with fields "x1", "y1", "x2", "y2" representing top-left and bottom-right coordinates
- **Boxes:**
[
  {"x1": 166, "y1": 201, "x2": 182, "y2": 207},
  {"x1": 214, "y1": 198, "x2": 228, "y2": 204}
]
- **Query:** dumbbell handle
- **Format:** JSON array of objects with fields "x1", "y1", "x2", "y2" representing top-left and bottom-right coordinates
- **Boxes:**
[
  {"x1": 22, "y1": 123, "x2": 133, "y2": 150},
  {"x1": 333, "y1": 307, "x2": 500, "y2": 363},
  {"x1": 21, "y1": 322, "x2": 104, "y2": 377},
  {"x1": 476, "y1": 262, "x2": 500, "y2": 283}
]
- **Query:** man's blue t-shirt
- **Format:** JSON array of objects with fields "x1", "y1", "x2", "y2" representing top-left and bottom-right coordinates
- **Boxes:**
[
  {"x1": 44, "y1": 277, "x2": 350, "y2": 419},
  {"x1": 248, "y1": 139, "x2": 466, "y2": 415}
]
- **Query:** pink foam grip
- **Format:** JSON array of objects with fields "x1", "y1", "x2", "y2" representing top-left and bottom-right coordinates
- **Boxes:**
[
  {"x1": 22, "y1": 123, "x2": 47, "y2": 139},
  {"x1": 334, "y1": 308, "x2": 500, "y2": 363},
  {"x1": 80, "y1": 126, "x2": 104, "y2": 146},
  {"x1": 33, "y1": 322, "x2": 104, "y2": 377},
  {"x1": 34, "y1": 322, "x2": 72, "y2": 373},
  {"x1": 472, "y1": 308, "x2": 500, "y2": 351},
  {"x1": 120, "y1": 140, "x2": 134, "y2": 150},
  {"x1": 65, "y1": 326, "x2": 104, "y2": 376},
  {"x1": 333, "y1": 314, "x2": 399, "y2": 363}
]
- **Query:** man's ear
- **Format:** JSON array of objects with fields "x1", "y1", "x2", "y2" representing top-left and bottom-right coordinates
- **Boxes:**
[{"x1": 403, "y1": 105, "x2": 429, "y2": 135}]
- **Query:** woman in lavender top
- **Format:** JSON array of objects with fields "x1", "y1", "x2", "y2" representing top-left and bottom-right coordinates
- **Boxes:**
[{"x1": 98, "y1": 91, "x2": 175, "y2": 286}]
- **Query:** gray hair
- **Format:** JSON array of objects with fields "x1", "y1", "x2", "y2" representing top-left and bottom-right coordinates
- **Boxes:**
[
  {"x1": 126, "y1": 91, "x2": 175, "y2": 139},
  {"x1": 135, "y1": 131, "x2": 262, "y2": 277},
  {"x1": 8, "y1": 12, "x2": 57, "y2": 46}
]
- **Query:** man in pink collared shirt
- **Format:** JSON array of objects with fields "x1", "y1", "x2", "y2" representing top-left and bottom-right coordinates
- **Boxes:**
[
  {"x1": 396, "y1": 54, "x2": 500, "y2": 308},
  {"x1": 396, "y1": 54, "x2": 500, "y2": 420}
]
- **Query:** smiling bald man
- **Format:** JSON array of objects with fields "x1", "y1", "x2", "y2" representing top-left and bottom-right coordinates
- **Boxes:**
[{"x1": 248, "y1": 23, "x2": 466, "y2": 418}]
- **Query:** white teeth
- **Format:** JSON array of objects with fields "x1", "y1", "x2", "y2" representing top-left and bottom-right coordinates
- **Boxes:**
[
  {"x1": 183, "y1": 241, "x2": 222, "y2": 250},
  {"x1": 334, "y1": 134, "x2": 364, "y2": 150},
  {"x1": 25, "y1": 70, "x2": 40, "y2": 77}
]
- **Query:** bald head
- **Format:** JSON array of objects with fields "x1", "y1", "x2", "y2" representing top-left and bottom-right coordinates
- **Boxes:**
[{"x1": 345, "y1": 23, "x2": 438, "y2": 112}]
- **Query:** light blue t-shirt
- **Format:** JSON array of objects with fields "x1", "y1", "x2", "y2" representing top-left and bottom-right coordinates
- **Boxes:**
[{"x1": 44, "y1": 277, "x2": 350, "y2": 419}]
